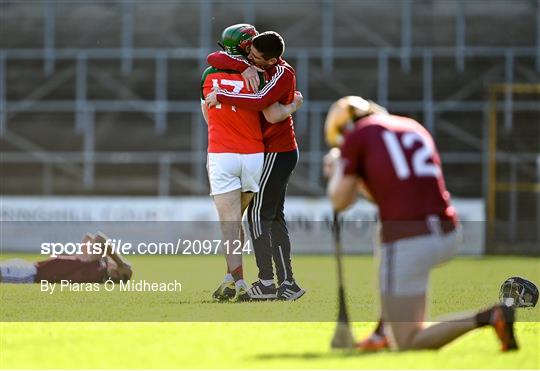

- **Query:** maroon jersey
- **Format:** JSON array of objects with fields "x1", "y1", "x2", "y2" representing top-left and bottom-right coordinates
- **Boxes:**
[
  {"x1": 341, "y1": 113, "x2": 458, "y2": 242},
  {"x1": 35, "y1": 256, "x2": 108, "y2": 283},
  {"x1": 207, "y1": 52, "x2": 298, "y2": 152}
]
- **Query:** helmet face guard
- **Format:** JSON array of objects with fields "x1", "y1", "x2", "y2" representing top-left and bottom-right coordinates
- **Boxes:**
[
  {"x1": 220, "y1": 24, "x2": 258, "y2": 57},
  {"x1": 499, "y1": 277, "x2": 539, "y2": 308}
]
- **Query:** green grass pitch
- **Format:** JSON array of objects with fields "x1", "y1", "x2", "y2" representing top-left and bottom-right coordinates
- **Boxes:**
[{"x1": 1, "y1": 254, "x2": 539, "y2": 369}]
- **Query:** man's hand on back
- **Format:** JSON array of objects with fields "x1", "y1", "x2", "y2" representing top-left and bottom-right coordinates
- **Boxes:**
[
  {"x1": 205, "y1": 86, "x2": 220, "y2": 108},
  {"x1": 292, "y1": 91, "x2": 303, "y2": 112},
  {"x1": 242, "y1": 65, "x2": 264, "y2": 93}
]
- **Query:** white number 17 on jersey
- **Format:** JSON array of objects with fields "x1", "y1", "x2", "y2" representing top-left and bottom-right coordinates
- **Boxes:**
[{"x1": 211, "y1": 79, "x2": 244, "y2": 111}]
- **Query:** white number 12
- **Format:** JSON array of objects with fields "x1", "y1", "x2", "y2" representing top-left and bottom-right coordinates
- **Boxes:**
[{"x1": 382, "y1": 131, "x2": 441, "y2": 180}]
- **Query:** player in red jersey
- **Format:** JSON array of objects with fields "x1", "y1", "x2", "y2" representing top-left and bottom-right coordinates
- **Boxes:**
[
  {"x1": 206, "y1": 31, "x2": 305, "y2": 301},
  {"x1": 201, "y1": 25, "x2": 302, "y2": 302},
  {"x1": 324, "y1": 96, "x2": 518, "y2": 352},
  {"x1": 0, "y1": 232, "x2": 132, "y2": 284}
]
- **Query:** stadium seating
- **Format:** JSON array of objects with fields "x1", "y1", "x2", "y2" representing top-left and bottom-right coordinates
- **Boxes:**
[{"x1": 1, "y1": 0, "x2": 538, "y2": 206}]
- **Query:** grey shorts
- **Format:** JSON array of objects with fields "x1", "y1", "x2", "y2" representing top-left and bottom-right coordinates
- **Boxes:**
[{"x1": 377, "y1": 227, "x2": 462, "y2": 296}]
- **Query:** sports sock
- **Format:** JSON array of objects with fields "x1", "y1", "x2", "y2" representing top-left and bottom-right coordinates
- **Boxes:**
[
  {"x1": 282, "y1": 280, "x2": 293, "y2": 286},
  {"x1": 260, "y1": 279, "x2": 274, "y2": 287},
  {"x1": 475, "y1": 307, "x2": 492, "y2": 327},
  {"x1": 223, "y1": 273, "x2": 233, "y2": 283},
  {"x1": 235, "y1": 279, "x2": 247, "y2": 290},
  {"x1": 231, "y1": 265, "x2": 243, "y2": 282}
]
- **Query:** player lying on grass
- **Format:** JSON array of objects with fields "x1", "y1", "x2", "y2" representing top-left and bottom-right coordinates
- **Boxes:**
[
  {"x1": 201, "y1": 24, "x2": 302, "y2": 302},
  {"x1": 0, "y1": 232, "x2": 132, "y2": 284},
  {"x1": 324, "y1": 96, "x2": 518, "y2": 352}
]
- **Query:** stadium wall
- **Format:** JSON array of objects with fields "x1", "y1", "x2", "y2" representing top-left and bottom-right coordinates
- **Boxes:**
[{"x1": 1, "y1": 196, "x2": 484, "y2": 255}]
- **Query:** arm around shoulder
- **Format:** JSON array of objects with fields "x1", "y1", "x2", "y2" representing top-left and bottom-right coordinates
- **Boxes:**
[{"x1": 207, "y1": 51, "x2": 250, "y2": 72}]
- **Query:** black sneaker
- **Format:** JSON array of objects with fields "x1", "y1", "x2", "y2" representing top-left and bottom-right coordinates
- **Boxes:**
[
  {"x1": 212, "y1": 281, "x2": 236, "y2": 302},
  {"x1": 248, "y1": 280, "x2": 277, "y2": 300},
  {"x1": 277, "y1": 281, "x2": 305, "y2": 301}
]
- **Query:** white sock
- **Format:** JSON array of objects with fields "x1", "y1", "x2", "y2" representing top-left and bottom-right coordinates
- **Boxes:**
[
  {"x1": 282, "y1": 280, "x2": 293, "y2": 286},
  {"x1": 224, "y1": 273, "x2": 233, "y2": 283},
  {"x1": 235, "y1": 279, "x2": 247, "y2": 289},
  {"x1": 260, "y1": 279, "x2": 274, "y2": 287}
]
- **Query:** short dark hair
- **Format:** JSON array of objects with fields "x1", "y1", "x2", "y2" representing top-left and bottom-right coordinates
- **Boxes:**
[{"x1": 252, "y1": 31, "x2": 285, "y2": 60}]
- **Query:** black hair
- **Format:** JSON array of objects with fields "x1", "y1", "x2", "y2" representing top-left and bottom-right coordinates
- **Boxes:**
[{"x1": 252, "y1": 31, "x2": 285, "y2": 60}]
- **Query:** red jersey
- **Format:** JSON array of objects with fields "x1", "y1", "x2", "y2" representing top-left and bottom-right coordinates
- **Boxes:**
[
  {"x1": 207, "y1": 52, "x2": 298, "y2": 153},
  {"x1": 201, "y1": 67, "x2": 264, "y2": 154},
  {"x1": 340, "y1": 113, "x2": 458, "y2": 242}
]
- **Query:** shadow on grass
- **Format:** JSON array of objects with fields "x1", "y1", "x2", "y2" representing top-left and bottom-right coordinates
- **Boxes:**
[{"x1": 254, "y1": 350, "x2": 389, "y2": 360}]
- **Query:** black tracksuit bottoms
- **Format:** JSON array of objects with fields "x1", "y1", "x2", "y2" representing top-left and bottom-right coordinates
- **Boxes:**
[{"x1": 247, "y1": 149, "x2": 298, "y2": 284}]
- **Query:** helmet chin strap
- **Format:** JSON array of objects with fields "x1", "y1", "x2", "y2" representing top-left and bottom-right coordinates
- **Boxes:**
[{"x1": 217, "y1": 41, "x2": 225, "y2": 51}]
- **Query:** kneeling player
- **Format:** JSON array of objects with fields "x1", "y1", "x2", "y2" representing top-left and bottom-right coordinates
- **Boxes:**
[
  {"x1": 324, "y1": 96, "x2": 517, "y2": 352},
  {"x1": 0, "y1": 232, "x2": 132, "y2": 284}
]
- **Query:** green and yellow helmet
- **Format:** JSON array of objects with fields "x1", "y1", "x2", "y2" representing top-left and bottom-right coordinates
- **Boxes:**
[{"x1": 219, "y1": 23, "x2": 258, "y2": 56}]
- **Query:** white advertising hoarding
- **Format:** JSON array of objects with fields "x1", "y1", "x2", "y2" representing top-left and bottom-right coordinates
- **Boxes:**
[{"x1": 0, "y1": 197, "x2": 484, "y2": 254}]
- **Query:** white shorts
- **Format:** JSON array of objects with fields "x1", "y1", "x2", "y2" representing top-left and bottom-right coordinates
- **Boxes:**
[
  {"x1": 377, "y1": 226, "x2": 462, "y2": 296},
  {"x1": 207, "y1": 152, "x2": 264, "y2": 196}
]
